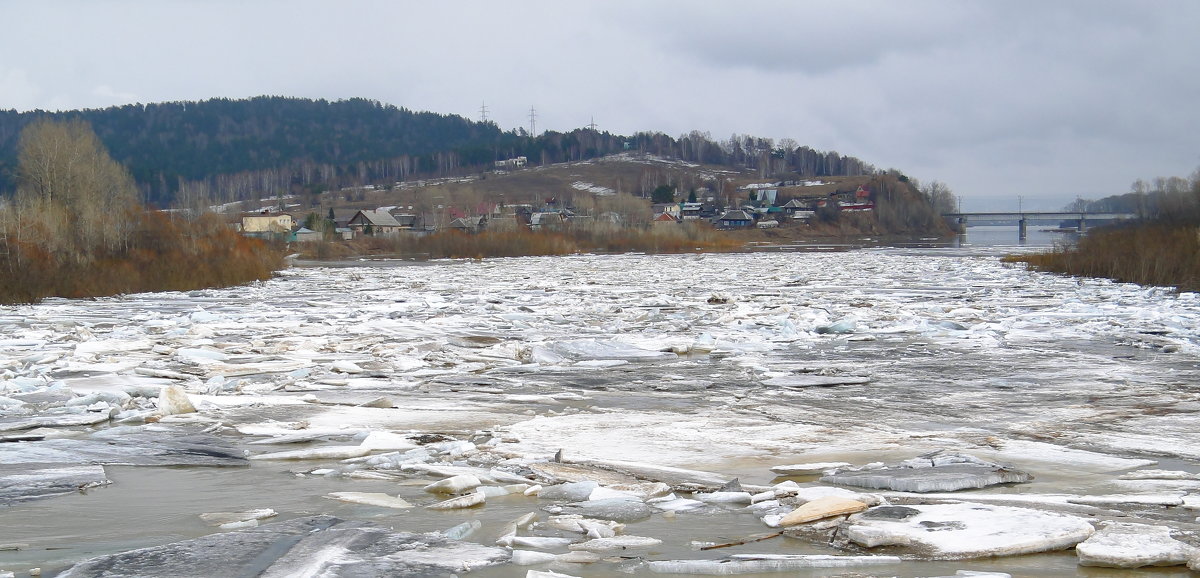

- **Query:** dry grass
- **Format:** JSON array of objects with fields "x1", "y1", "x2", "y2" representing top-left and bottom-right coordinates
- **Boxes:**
[
  {"x1": 1005, "y1": 222, "x2": 1200, "y2": 292},
  {"x1": 295, "y1": 222, "x2": 741, "y2": 260}
]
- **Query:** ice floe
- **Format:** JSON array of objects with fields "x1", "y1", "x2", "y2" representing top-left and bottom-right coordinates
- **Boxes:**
[
  {"x1": 54, "y1": 516, "x2": 509, "y2": 576},
  {"x1": 1075, "y1": 522, "x2": 1196, "y2": 568},
  {"x1": 840, "y1": 502, "x2": 1096, "y2": 559}
]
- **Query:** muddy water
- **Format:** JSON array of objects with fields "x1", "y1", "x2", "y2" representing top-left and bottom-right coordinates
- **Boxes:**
[{"x1": 4, "y1": 230, "x2": 1200, "y2": 577}]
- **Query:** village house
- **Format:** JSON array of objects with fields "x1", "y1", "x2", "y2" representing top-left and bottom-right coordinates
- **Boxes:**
[
  {"x1": 781, "y1": 198, "x2": 816, "y2": 221},
  {"x1": 652, "y1": 203, "x2": 682, "y2": 218},
  {"x1": 529, "y1": 211, "x2": 565, "y2": 230},
  {"x1": 679, "y1": 202, "x2": 703, "y2": 220},
  {"x1": 652, "y1": 212, "x2": 679, "y2": 226},
  {"x1": 715, "y1": 209, "x2": 755, "y2": 229},
  {"x1": 391, "y1": 213, "x2": 424, "y2": 231},
  {"x1": 447, "y1": 215, "x2": 487, "y2": 233},
  {"x1": 293, "y1": 227, "x2": 323, "y2": 242},
  {"x1": 494, "y1": 156, "x2": 527, "y2": 170},
  {"x1": 347, "y1": 209, "x2": 403, "y2": 236},
  {"x1": 240, "y1": 213, "x2": 294, "y2": 237}
]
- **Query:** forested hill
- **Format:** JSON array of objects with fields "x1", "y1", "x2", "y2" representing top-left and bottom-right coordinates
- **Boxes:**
[{"x1": 0, "y1": 96, "x2": 875, "y2": 207}]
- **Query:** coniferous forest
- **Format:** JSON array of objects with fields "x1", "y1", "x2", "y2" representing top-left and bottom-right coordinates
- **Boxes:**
[{"x1": 0, "y1": 97, "x2": 875, "y2": 207}]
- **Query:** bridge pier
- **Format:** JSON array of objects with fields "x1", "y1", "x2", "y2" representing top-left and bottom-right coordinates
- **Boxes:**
[
  {"x1": 1018, "y1": 218, "x2": 1027, "y2": 241},
  {"x1": 956, "y1": 217, "x2": 967, "y2": 235},
  {"x1": 1078, "y1": 218, "x2": 1087, "y2": 233}
]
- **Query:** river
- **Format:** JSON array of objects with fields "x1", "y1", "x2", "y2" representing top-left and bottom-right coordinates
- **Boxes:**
[{"x1": 2, "y1": 226, "x2": 1198, "y2": 577}]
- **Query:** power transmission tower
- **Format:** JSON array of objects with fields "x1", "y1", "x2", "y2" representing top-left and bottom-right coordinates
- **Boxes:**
[
  {"x1": 587, "y1": 117, "x2": 598, "y2": 132},
  {"x1": 528, "y1": 106, "x2": 537, "y2": 136},
  {"x1": 479, "y1": 101, "x2": 489, "y2": 123}
]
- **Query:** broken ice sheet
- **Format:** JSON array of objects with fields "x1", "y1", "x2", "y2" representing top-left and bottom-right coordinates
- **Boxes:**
[
  {"x1": 0, "y1": 464, "x2": 109, "y2": 505},
  {"x1": 820, "y1": 453, "x2": 1032, "y2": 493},
  {"x1": 4, "y1": 424, "x2": 247, "y2": 467},
  {"x1": 841, "y1": 502, "x2": 1095, "y2": 559},
  {"x1": 55, "y1": 515, "x2": 509, "y2": 577}
]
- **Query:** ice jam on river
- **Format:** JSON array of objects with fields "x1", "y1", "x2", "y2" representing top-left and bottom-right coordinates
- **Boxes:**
[{"x1": 3, "y1": 247, "x2": 1200, "y2": 577}]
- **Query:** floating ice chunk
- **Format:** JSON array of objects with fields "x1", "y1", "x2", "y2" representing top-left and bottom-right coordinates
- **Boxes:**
[
  {"x1": 441, "y1": 520, "x2": 480, "y2": 540},
  {"x1": 65, "y1": 391, "x2": 131, "y2": 409},
  {"x1": 822, "y1": 454, "x2": 1031, "y2": 493},
  {"x1": 532, "y1": 339, "x2": 676, "y2": 362},
  {"x1": 606, "y1": 481, "x2": 672, "y2": 500},
  {"x1": 648, "y1": 497, "x2": 706, "y2": 512},
  {"x1": 0, "y1": 412, "x2": 113, "y2": 432},
  {"x1": 984, "y1": 439, "x2": 1157, "y2": 472},
  {"x1": 198, "y1": 509, "x2": 278, "y2": 526},
  {"x1": 427, "y1": 491, "x2": 485, "y2": 510},
  {"x1": 495, "y1": 511, "x2": 539, "y2": 546},
  {"x1": 424, "y1": 474, "x2": 482, "y2": 494},
  {"x1": 189, "y1": 309, "x2": 220, "y2": 323},
  {"x1": 815, "y1": 318, "x2": 857, "y2": 334},
  {"x1": 842, "y1": 502, "x2": 1095, "y2": 559},
  {"x1": 156, "y1": 385, "x2": 196, "y2": 416},
  {"x1": 0, "y1": 464, "x2": 109, "y2": 504},
  {"x1": 402, "y1": 463, "x2": 531, "y2": 484},
  {"x1": 73, "y1": 339, "x2": 154, "y2": 359},
  {"x1": 646, "y1": 554, "x2": 903, "y2": 573},
  {"x1": 544, "y1": 514, "x2": 623, "y2": 539},
  {"x1": 325, "y1": 492, "x2": 413, "y2": 509},
  {"x1": 588, "y1": 486, "x2": 639, "y2": 501},
  {"x1": 770, "y1": 462, "x2": 853, "y2": 475},
  {"x1": 568, "y1": 535, "x2": 662, "y2": 552},
  {"x1": 1076, "y1": 522, "x2": 1196, "y2": 568},
  {"x1": 695, "y1": 491, "x2": 752, "y2": 504},
  {"x1": 508, "y1": 536, "x2": 575, "y2": 549},
  {"x1": 56, "y1": 515, "x2": 509, "y2": 576},
  {"x1": 330, "y1": 360, "x2": 364, "y2": 374},
  {"x1": 477, "y1": 483, "x2": 531, "y2": 498},
  {"x1": 526, "y1": 570, "x2": 581, "y2": 578},
  {"x1": 560, "y1": 497, "x2": 654, "y2": 522},
  {"x1": 538, "y1": 481, "x2": 599, "y2": 502},
  {"x1": 511, "y1": 549, "x2": 558, "y2": 565},
  {"x1": 175, "y1": 348, "x2": 229, "y2": 364},
  {"x1": 1118, "y1": 469, "x2": 1200, "y2": 480},
  {"x1": 250, "y1": 446, "x2": 372, "y2": 460},
  {"x1": 1067, "y1": 493, "x2": 1185, "y2": 507}
]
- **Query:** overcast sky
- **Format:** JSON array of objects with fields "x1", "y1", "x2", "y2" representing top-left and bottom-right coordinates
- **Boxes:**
[{"x1": 3, "y1": 0, "x2": 1197, "y2": 210}]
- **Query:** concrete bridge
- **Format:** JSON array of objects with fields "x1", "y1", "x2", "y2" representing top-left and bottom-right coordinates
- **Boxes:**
[{"x1": 941, "y1": 212, "x2": 1137, "y2": 240}]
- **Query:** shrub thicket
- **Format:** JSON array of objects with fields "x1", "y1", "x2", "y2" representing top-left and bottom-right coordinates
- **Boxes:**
[
  {"x1": 295, "y1": 222, "x2": 739, "y2": 260},
  {"x1": 0, "y1": 212, "x2": 283, "y2": 304},
  {"x1": 1006, "y1": 222, "x2": 1200, "y2": 292}
]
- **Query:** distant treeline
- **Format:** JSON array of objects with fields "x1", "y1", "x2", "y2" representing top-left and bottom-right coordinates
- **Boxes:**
[
  {"x1": 0, "y1": 96, "x2": 875, "y2": 207},
  {"x1": 1066, "y1": 173, "x2": 1200, "y2": 224}
]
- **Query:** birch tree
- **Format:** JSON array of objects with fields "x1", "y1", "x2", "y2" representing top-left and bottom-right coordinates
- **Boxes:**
[{"x1": 14, "y1": 118, "x2": 138, "y2": 262}]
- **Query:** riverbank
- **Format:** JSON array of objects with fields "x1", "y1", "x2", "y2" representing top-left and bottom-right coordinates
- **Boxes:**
[{"x1": 1006, "y1": 221, "x2": 1200, "y2": 292}]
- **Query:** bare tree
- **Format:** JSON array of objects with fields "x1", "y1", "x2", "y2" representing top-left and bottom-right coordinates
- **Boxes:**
[
  {"x1": 920, "y1": 180, "x2": 958, "y2": 214},
  {"x1": 13, "y1": 118, "x2": 138, "y2": 262}
]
